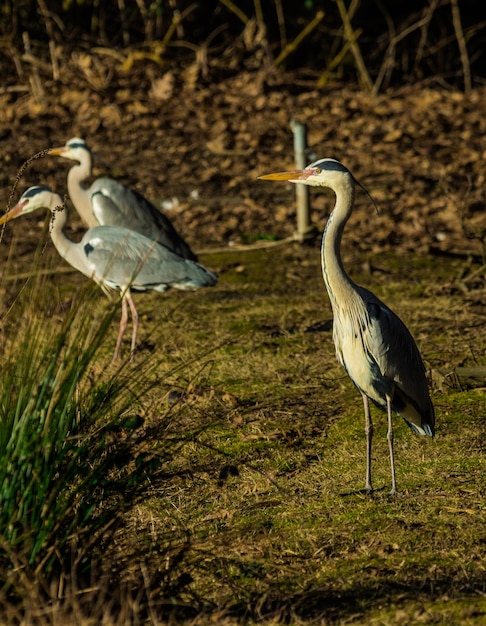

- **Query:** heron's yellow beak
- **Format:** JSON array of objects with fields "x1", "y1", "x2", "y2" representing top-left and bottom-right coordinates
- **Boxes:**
[
  {"x1": 48, "y1": 146, "x2": 67, "y2": 156},
  {"x1": 258, "y1": 169, "x2": 316, "y2": 181},
  {"x1": 0, "y1": 201, "x2": 27, "y2": 225}
]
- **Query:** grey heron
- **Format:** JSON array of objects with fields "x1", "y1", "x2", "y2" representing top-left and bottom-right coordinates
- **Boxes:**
[
  {"x1": 48, "y1": 137, "x2": 197, "y2": 261},
  {"x1": 259, "y1": 158, "x2": 435, "y2": 495},
  {"x1": 0, "y1": 187, "x2": 217, "y2": 360}
]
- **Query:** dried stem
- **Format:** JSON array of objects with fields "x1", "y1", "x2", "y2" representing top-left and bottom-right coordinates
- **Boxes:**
[
  {"x1": 334, "y1": 0, "x2": 372, "y2": 92},
  {"x1": 160, "y1": 3, "x2": 198, "y2": 51},
  {"x1": 273, "y1": 0, "x2": 287, "y2": 51},
  {"x1": 413, "y1": 0, "x2": 441, "y2": 73},
  {"x1": 450, "y1": 0, "x2": 471, "y2": 94},
  {"x1": 134, "y1": 0, "x2": 150, "y2": 39},
  {"x1": 274, "y1": 10, "x2": 325, "y2": 67},
  {"x1": 48, "y1": 40, "x2": 59, "y2": 80},
  {"x1": 22, "y1": 31, "x2": 45, "y2": 104},
  {"x1": 253, "y1": 0, "x2": 263, "y2": 27},
  {"x1": 218, "y1": 0, "x2": 249, "y2": 25},
  {"x1": 318, "y1": 32, "x2": 359, "y2": 87},
  {"x1": 374, "y1": 0, "x2": 440, "y2": 95}
]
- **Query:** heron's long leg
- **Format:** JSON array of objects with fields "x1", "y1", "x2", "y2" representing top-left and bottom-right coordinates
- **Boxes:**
[
  {"x1": 113, "y1": 295, "x2": 129, "y2": 361},
  {"x1": 362, "y1": 393, "x2": 373, "y2": 493},
  {"x1": 386, "y1": 394, "x2": 397, "y2": 495},
  {"x1": 126, "y1": 290, "x2": 139, "y2": 358}
]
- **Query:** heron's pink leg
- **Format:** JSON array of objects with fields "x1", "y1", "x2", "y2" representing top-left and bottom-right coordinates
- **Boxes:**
[
  {"x1": 386, "y1": 395, "x2": 397, "y2": 496},
  {"x1": 126, "y1": 291, "x2": 139, "y2": 358},
  {"x1": 113, "y1": 295, "x2": 128, "y2": 361},
  {"x1": 362, "y1": 393, "x2": 373, "y2": 493}
]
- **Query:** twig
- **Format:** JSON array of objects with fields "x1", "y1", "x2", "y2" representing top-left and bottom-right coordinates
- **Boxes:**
[
  {"x1": 450, "y1": 0, "x2": 471, "y2": 94},
  {"x1": 160, "y1": 3, "x2": 198, "y2": 52},
  {"x1": 374, "y1": 1, "x2": 439, "y2": 95},
  {"x1": 372, "y1": 0, "x2": 396, "y2": 93},
  {"x1": 218, "y1": 0, "x2": 249, "y2": 25},
  {"x1": 334, "y1": 0, "x2": 372, "y2": 92},
  {"x1": 318, "y1": 29, "x2": 360, "y2": 87},
  {"x1": 273, "y1": 0, "x2": 287, "y2": 51},
  {"x1": 274, "y1": 10, "x2": 325, "y2": 67},
  {"x1": 253, "y1": 0, "x2": 264, "y2": 27},
  {"x1": 48, "y1": 40, "x2": 59, "y2": 80},
  {"x1": 35, "y1": 0, "x2": 60, "y2": 80},
  {"x1": 455, "y1": 367, "x2": 486, "y2": 380},
  {"x1": 22, "y1": 31, "x2": 45, "y2": 104},
  {"x1": 413, "y1": 0, "x2": 440, "y2": 75},
  {"x1": 117, "y1": 0, "x2": 130, "y2": 46},
  {"x1": 36, "y1": 0, "x2": 57, "y2": 43},
  {"x1": 134, "y1": 0, "x2": 150, "y2": 40}
]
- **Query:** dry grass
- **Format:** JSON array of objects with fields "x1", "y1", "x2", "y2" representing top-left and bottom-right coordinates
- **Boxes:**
[{"x1": 0, "y1": 232, "x2": 485, "y2": 623}]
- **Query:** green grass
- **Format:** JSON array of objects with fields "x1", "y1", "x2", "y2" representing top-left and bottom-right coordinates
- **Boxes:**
[
  {"x1": 0, "y1": 241, "x2": 485, "y2": 623},
  {"x1": 0, "y1": 251, "x2": 213, "y2": 620}
]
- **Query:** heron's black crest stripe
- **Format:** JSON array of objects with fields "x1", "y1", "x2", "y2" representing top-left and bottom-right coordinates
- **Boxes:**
[
  {"x1": 25, "y1": 186, "x2": 50, "y2": 198},
  {"x1": 311, "y1": 158, "x2": 349, "y2": 173},
  {"x1": 66, "y1": 140, "x2": 88, "y2": 150}
]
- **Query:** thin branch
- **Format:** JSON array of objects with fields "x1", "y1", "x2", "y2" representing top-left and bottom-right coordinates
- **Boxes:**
[
  {"x1": 22, "y1": 32, "x2": 45, "y2": 105},
  {"x1": 116, "y1": 0, "x2": 130, "y2": 45},
  {"x1": 273, "y1": 0, "x2": 287, "y2": 51},
  {"x1": 414, "y1": 0, "x2": 441, "y2": 73},
  {"x1": 218, "y1": 0, "x2": 249, "y2": 25},
  {"x1": 373, "y1": 0, "x2": 440, "y2": 94},
  {"x1": 318, "y1": 31, "x2": 360, "y2": 87},
  {"x1": 334, "y1": 0, "x2": 372, "y2": 92},
  {"x1": 253, "y1": 0, "x2": 263, "y2": 27},
  {"x1": 450, "y1": 0, "x2": 471, "y2": 94},
  {"x1": 274, "y1": 10, "x2": 325, "y2": 68},
  {"x1": 372, "y1": 0, "x2": 396, "y2": 93}
]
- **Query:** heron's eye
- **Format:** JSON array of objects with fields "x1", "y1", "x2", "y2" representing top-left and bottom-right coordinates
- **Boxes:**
[{"x1": 314, "y1": 168, "x2": 321, "y2": 174}]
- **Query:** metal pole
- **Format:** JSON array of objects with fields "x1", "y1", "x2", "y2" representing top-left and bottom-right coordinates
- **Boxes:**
[{"x1": 291, "y1": 119, "x2": 315, "y2": 242}]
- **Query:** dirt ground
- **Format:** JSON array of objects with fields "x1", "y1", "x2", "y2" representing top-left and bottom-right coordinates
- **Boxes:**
[
  {"x1": 1, "y1": 52, "x2": 486, "y2": 622},
  {"x1": 1, "y1": 53, "x2": 485, "y2": 265}
]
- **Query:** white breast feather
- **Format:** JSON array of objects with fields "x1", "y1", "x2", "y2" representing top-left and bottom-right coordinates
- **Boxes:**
[{"x1": 333, "y1": 302, "x2": 389, "y2": 403}]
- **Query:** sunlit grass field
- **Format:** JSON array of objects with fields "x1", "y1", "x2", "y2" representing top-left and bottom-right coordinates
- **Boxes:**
[{"x1": 0, "y1": 230, "x2": 484, "y2": 624}]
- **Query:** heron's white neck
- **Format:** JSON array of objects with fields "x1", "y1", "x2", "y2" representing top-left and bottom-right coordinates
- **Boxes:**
[
  {"x1": 48, "y1": 195, "x2": 89, "y2": 277},
  {"x1": 320, "y1": 176, "x2": 358, "y2": 309},
  {"x1": 66, "y1": 152, "x2": 98, "y2": 227}
]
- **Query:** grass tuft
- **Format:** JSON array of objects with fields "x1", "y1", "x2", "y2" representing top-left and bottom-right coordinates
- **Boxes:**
[{"x1": 0, "y1": 248, "x2": 210, "y2": 619}]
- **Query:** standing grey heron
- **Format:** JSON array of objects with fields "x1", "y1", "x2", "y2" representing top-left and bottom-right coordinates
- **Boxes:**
[
  {"x1": 0, "y1": 187, "x2": 217, "y2": 360},
  {"x1": 259, "y1": 158, "x2": 435, "y2": 495},
  {"x1": 48, "y1": 137, "x2": 197, "y2": 261}
]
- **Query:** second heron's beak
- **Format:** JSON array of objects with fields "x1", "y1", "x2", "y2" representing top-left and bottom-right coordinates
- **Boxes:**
[
  {"x1": 258, "y1": 168, "x2": 316, "y2": 182},
  {"x1": 0, "y1": 200, "x2": 28, "y2": 225},
  {"x1": 48, "y1": 146, "x2": 67, "y2": 156}
]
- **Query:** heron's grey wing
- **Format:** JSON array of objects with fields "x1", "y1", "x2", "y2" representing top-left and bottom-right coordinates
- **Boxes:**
[
  {"x1": 362, "y1": 293, "x2": 435, "y2": 435},
  {"x1": 82, "y1": 226, "x2": 216, "y2": 293},
  {"x1": 91, "y1": 181, "x2": 198, "y2": 261}
]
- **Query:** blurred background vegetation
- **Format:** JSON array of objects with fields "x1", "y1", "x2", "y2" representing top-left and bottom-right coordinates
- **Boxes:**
[{"x1": 1, "y1": 0, "x2": 485, "y2": 93}]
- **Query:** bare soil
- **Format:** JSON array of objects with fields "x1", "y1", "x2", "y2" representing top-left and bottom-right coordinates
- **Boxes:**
[{"x1": 1, "y1": 57, "x2": 485, "y2": 263}]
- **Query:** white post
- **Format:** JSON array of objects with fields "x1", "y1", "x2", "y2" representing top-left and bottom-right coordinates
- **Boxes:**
[{"x1": 291, "y1": 119, "x2": 314, "y2": 242}]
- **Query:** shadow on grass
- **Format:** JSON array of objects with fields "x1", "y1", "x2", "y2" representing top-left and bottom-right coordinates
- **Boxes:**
[{"x1": 222, "y1": 574, "x2": 486, "y2": 624}]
